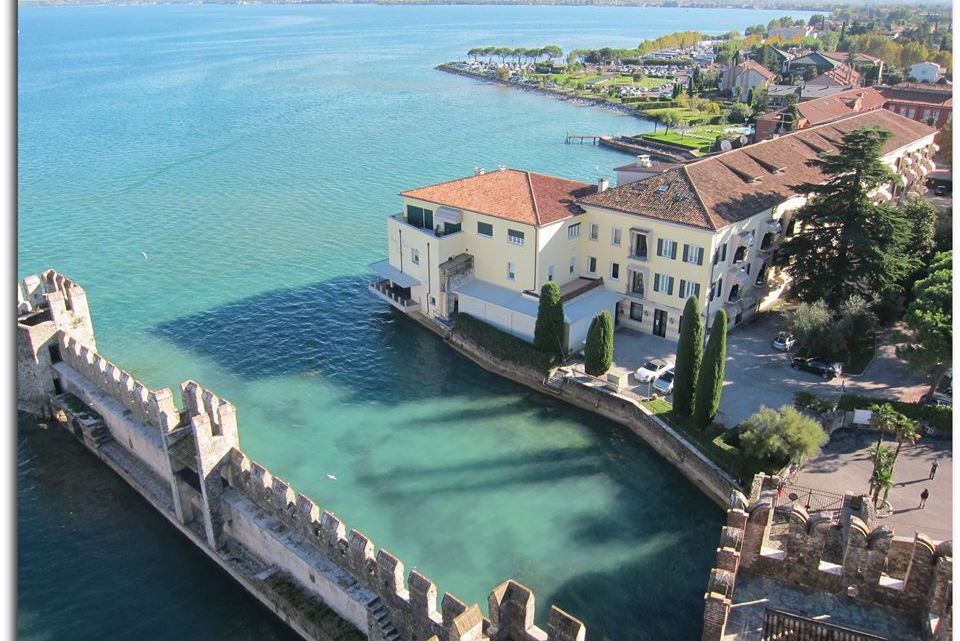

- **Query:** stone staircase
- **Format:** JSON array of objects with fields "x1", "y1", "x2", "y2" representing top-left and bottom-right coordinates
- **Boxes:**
[
  {"x1": 87, "y1": 423, "x2": 114, "y2": 447},
  {"x1": 368, "y1": 597, "x2": 401, "y2": 641},
  {"x1": 542, "y1": 368, "x2": 568, "y2": 394}
]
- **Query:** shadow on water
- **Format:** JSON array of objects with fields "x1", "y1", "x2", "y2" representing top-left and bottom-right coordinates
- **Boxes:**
[
  {"x1": 152, "y1": 276, "x2": 722, "y2": 641},
  {"x1": 153, "y1": 275, "x2": 471, "y2": 406}
]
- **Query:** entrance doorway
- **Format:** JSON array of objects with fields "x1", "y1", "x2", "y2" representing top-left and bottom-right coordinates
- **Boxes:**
[{"x1": 653, "y1": 309, "x2": 667, "y2": 337}]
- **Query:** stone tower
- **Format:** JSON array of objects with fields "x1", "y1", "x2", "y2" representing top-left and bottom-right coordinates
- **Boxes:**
[{"x1": 17, "y1": 270, "x2": 96, "y2": 415}]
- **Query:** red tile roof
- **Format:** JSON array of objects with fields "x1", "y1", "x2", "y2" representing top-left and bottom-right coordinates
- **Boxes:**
[
  {"x1": 578, "y1": 109, "x2": 935, "y2": 230},
  {"x1": 821, "y1": 51, "x2": 884, "y2": 65},
  {"x1": 401, "y1": 169, "x2": 596, "y2": 227},
  {"x1": 808, "y1": 63, "x2": 860, "y2": 88},
  {"x1": 742, "y1": 59, "x2": 778, "y2": 81},
  {"x1": 795, "y1": 86, "x2": 887, "y2": 124},
  {"x1": 877, "y1": 83, "x2": 953, "y2": 107}
]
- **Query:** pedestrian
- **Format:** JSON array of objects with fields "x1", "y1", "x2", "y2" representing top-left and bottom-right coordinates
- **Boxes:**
[
  {"x1": 929, "y1": 459, "x2": 940, "y2": 480},
  {"x1": 920, "y1": 488, "x2": 930, "y2": 509}
]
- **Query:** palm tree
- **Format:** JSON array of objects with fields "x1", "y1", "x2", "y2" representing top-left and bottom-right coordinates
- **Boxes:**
[
  {"x1": 892, "y1": 417, "x2": 922, "y2": 465},
  {"x1": 868, "y1": 442, "x2": 896, "y2": 506},
  {"x1": 871, "y1": 463, "x2": 894, "y2": 506},
  {"x1": 869, "y1": 403, "x2": 900, "y2": 447}
]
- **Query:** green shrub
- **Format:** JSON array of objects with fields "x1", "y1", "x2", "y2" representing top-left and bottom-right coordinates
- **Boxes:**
[
  {"x1": 836, "y1": 393, "x2": 952, "y2": 431},
  {"x1": 454, "y1": 313, "x2": 558, "y2": 373},
  {"x1": 739, "y1": 405, "x2": 828, "y2": 464},
  {"x1": 584, "y1": 311, "x2": 614, "y2": 376}
]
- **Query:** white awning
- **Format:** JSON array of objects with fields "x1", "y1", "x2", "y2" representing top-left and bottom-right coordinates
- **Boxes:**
[
  {"x1": 435, "y1": 206, "x2": 463, "y2": 224},
  {"x1": 369, "y1": 259, "x2": 420, "y2": 289}
]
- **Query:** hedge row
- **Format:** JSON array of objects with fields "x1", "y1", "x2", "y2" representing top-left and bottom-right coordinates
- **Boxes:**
[
  {"x1": 453, "y1": 312, "x2": 559, "y2": 373},
  {"x1": 836, "y1": 393, "x2": 952, "y2": 431}
]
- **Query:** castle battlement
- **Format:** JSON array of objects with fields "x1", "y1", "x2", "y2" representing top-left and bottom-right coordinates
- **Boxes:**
[
  {"x1": 224, "y1": 446, "x2": 587, "y2": 641},
  {"x1": 701, "y1": 475, "x2": 952, "y2": 641}
]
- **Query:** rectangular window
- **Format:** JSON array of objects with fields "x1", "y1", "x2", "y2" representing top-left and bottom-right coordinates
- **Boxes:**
[
  {"x1": 411, "y1": 248, "x2": 420, "y2": 265},
  {"x1": 630, "y1": 302, "x2": 644, "y2": 321},
  {"x1": 406, "y1": 205, "x2": 433, "y2": 230},
  {"x1": 630, "y1": 270, "x2": 644, "y2": 297},
  {"x1": 610, "y1": 262, "x2": 620, "y2": 280},
  {"x1": 569, "y1": 256, "x2": 576, "y2": 274},
  {"x1": 679, "y1": 280, "x2": 701, "y2": 299},
  {"x1": 683, "y1": 244, "x2": 704, "y2": 265},
  {"x1": 588, "y1": 256, "x2": 597, "y2": 273},
  {"x1": 612, "y1": 228, "x2": 622, "y2": 246},
  {"x1": 507, "y1": 229, "x2": 525, "y2": 245},
  {"x1": 507, "y1": 262, "x2": 515, "y2": 280},
  {"x1": 568, "y1": 223, "x2": 581, "y2": 240},
  {"x1": 710, "y1": 277, "x2": 723, "y2": 301},
  {"x1": 908, "y1": 107, "x2": 916, "y2": 119},
  {"x1": 713, "y1": 243, "x2": 727, "y2": 265},
  {"x1": 657, "y1": 238, "x2": 678, "y2": 259},
  {"x1": 477, "y1": 221, "x2": 494, "y2": 237},
  {"x1": 548, "y1": 265, "x2": 555, "y2": 281},
  {"x1": 923, "y1": 108, "x2": 932, "y2": 121},
  {"x1": 590, "y1": 223, "x2": 599, "y2": 241},
  {"x1": 653, "y1": 273, "x2": 674, "y2": 295},
  {"x1": 631, "y1": 233, "x2": 648, "y2": 259}
]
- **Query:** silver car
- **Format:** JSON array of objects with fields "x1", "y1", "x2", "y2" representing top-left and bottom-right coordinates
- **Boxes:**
[
  {"x1": 653, "y1": 368, "x2": 675, "y2": 395},
  {"x1": 772, "y1": 331, "x2": 797, "y2": 351},
  {"x1": 636, "y1": 358, "x2": 671, "y2": 383}
]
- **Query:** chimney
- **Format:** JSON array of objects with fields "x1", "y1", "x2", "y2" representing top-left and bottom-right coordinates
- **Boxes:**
[
  {"x1": 474, "y1": 167, "x2": 485, "y2": 176},
  {"x1": 635, "y1": 154, "x2": 652, "y2": 168},
  {"x1": 598, "y1": 177, "x2": 609, "y2": 192},
  {"x1": 498, "y1": 165, "x2": 506, "y2": 172}
]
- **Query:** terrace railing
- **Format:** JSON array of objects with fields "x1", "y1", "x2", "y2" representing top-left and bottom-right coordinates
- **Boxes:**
[{"x1": 762, "y1": 607, "x2": 888, "y2": 641}]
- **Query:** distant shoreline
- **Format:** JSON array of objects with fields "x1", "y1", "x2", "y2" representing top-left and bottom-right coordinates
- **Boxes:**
[{"x1": 19, "y1": 1, "x2": 937, "y2": 9}]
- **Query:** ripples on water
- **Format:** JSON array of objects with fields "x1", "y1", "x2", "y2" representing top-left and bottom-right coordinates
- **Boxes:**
[{"x1": 19, "y1": 5, "x2": 813, "y2": 640}]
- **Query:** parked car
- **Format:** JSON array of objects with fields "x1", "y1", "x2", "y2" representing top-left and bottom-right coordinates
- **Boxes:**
[
  {"x1": 772, "y1": 332, "x2": 797, "y2": 351},
  {"x1": 791, "y1": 356, "x2": 842, "y2": 380},
  {"x1": 636, "y1": 358, "x2": 671, "y2": 383},
  {"x1": 920, "y1": 392, "x2": 952, "y2": 407},
  {"x1": 934, "y1": 184, "x2": 947, "y2": 196},
  {"x1": 653, "y1": 368, "x2": 675, "y2": 395}
]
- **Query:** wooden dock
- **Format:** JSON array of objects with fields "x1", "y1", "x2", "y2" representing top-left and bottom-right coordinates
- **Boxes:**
[{"x1": 565, "y1": 133, "x2": 602, "y2": 145}]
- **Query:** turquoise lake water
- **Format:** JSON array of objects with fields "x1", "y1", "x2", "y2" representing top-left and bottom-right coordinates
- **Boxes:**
[{"x1": 18, "y1": 5, "x2": 812, "y2": 640}]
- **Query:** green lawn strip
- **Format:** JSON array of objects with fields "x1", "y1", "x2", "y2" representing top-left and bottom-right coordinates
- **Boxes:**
[
  {"x1": 795, "y1": 335, "x2": 876, "y2": 376},
  {"x1": 641, "y1": 398, "x2": 782, "y2": 481}
]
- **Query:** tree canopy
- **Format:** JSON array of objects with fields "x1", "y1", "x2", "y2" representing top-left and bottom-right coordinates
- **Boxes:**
[
  {"x1": 739, "y1": 405, "x2": 828, "y2": 464},
  {"x1": 900, "y1": 251, "x2": 952, "y2": 395},
  {"x1": 776, "y1": 126, "x2": 915, "y2": 308},
  {"x1": 584, "y1": 311, "x2": 614, "y2": 376}
]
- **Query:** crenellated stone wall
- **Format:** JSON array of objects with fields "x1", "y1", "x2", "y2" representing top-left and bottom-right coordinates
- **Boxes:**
[
  {"x1": 17, "y1": 271, "x2": 594, "y2": 641},
  {"x1": 701, "y1": 476, "x2": 953, "y2": 641}
]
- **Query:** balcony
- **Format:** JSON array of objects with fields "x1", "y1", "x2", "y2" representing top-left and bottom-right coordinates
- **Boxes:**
[
  {"x1": 369, "y1": 279, "x2": 418, "y2": 314},
  {"x1": 391, "y1": 212, "x2": 463, "y2": 239}
]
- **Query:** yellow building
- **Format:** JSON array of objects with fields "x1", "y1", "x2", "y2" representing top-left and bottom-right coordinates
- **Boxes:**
[{"x1": 370, "y1": 109, "x2": 937, "y2": 348}]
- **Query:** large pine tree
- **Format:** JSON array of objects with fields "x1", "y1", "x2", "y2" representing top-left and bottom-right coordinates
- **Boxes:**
[
  {"x1": 673, "y1": 296, "x2": 703, "y2": 416},
  {"x1": 776, "y1": 126, "x2": 916, "y2": 308}
]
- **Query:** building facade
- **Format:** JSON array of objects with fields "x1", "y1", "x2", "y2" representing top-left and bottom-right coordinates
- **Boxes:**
[
  {"x1": 909, "y1": 61, "x2": 945, "y2": 83},
  {"x1": 371, "y1": 110, "x2": 937, "y2": 348}
]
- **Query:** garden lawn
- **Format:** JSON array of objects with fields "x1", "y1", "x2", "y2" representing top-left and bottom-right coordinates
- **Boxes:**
[{"x1": 641, "y1": 398, "x2": 783, "y2": 482}]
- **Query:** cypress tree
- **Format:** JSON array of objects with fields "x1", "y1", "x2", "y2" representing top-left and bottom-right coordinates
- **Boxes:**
[
  {"x1": 673, "y1": 296, "x2": 703, "y2": 416},
  {"x1": 534, "y1": 282, "x2": 565, "y2": 354},
  {"x1": 694, "y1": 310, "x2": 727, "y2": 429},
  {"x1": 584, "y1": 311, "x2": 614, "y2": 376}
]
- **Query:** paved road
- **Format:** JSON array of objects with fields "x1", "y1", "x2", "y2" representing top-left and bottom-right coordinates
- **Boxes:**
[{"x1": 794, "y1": 429, "x2": 952, "y2": 542}]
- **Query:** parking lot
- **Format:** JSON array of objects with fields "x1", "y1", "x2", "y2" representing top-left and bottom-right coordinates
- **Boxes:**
[{"x1": 611, "y1": 312, "x2": 924, "y2": 428}]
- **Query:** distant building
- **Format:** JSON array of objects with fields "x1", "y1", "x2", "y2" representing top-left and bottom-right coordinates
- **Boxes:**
[
  {"x1": 766, "y1": 25, "x2": 812, "y2": 41},
  {"x1": 721, "y1": 60, "x2": 777, "y2": 102},
  {"x1": 909, "y1": 61, "x2": 945, "y2": 83},
  {"x1": 614, "y1": 155, "x2": 680, "y2": 187},
  {"x1": 878, "y1": 82, "x2": 953, "y2": 128},
  {"x1": 806, "y1": 63, "x2": 861, "y2": 89},
  {"x1": 756, "y1": 86, "x2": 887, "y2": 140}
]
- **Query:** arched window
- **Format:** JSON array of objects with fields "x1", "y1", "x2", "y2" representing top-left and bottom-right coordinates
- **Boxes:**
[
  {"x1": 733, "y1": 246, "x2": 747, "y2": 264},
  {"x1": 756, "y1": 262, "x2": 768, "y2": 286},
  {"x1": 728, "y1": 284, "x2": 740, "y2": 301},
  {"x1": 760, "y1": 232, "x2": 775, "y2": 250}
]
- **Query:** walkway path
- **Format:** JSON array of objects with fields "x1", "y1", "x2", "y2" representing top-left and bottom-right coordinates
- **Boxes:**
[
  {"x1": 794, "y1": 429, "x2": 952, "y2": 542},
  {"x1": 843, "y1": 324, "x2": 928, "y2": 403}
]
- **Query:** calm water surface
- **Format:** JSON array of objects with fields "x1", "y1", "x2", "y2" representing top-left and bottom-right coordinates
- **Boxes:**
[{"x1": 18, "y1": 6, "x2": 811, "y2": 640}]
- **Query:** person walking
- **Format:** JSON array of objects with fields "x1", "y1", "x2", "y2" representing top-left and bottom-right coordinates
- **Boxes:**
[
  {"x1": 920, "y1": 488, "x2": 930, "y2": 509},
  {"x1": 929, "y1": 459, "x2": 940, "y2": 480}
]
